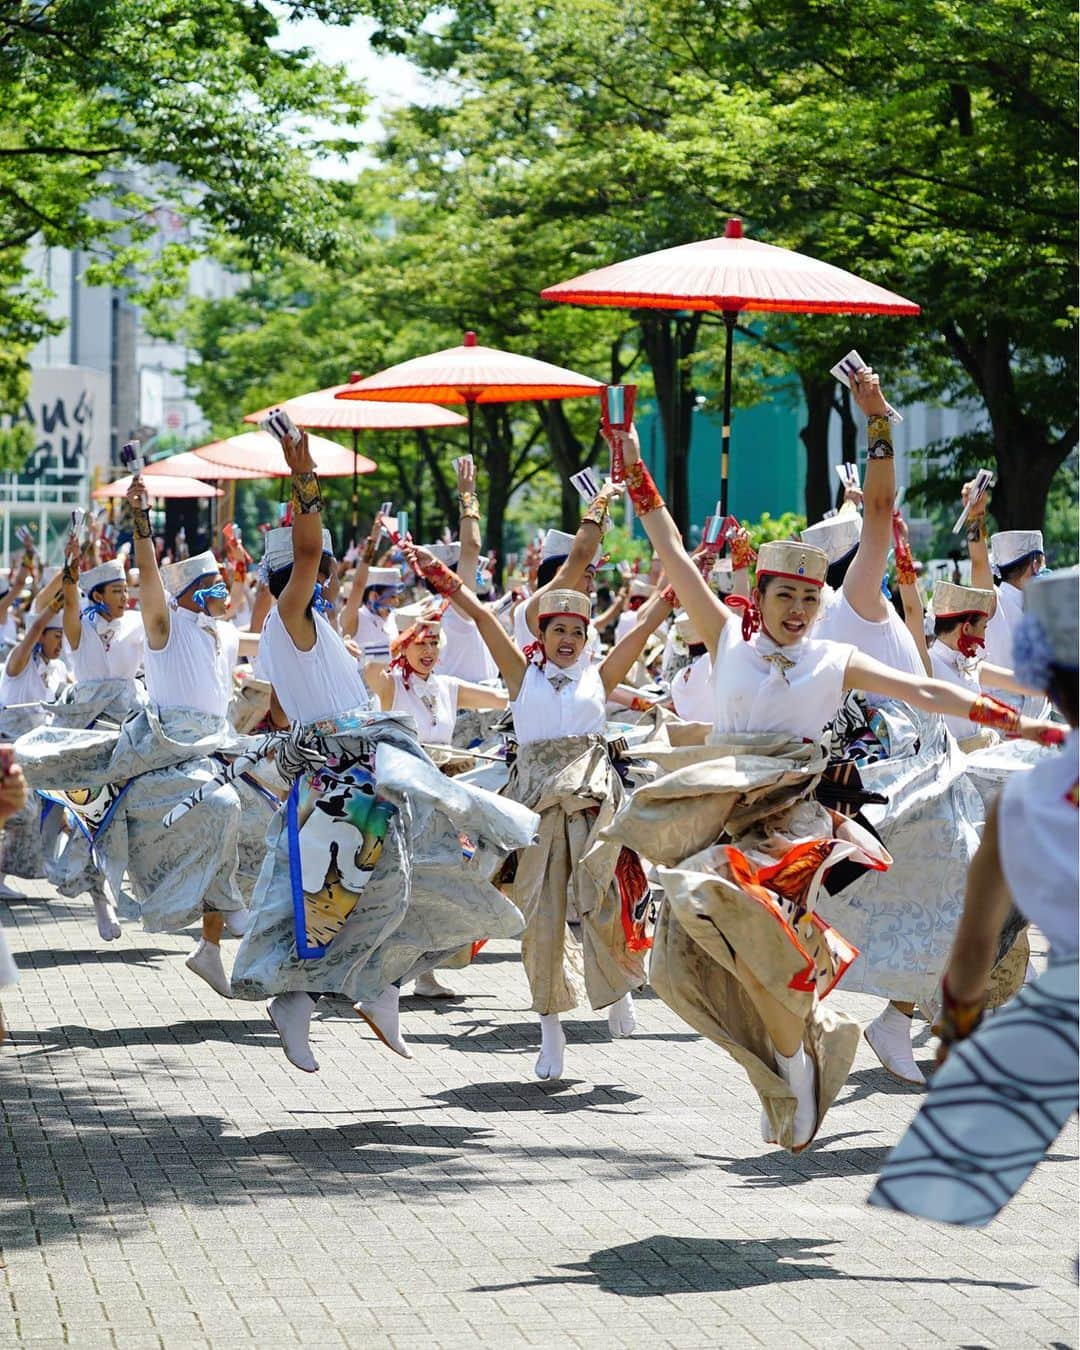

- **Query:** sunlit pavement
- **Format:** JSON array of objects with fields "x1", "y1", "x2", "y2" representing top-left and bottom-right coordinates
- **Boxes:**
[{"x1": 1, "y1": 880, "x2": 1076, "y2": 1349}]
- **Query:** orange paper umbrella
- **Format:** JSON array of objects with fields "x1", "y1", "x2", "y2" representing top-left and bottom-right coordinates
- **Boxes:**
[
  {"x1": 144, "y1": 451, "x2": 263, "y2": 482},
  {"x1": 337, "y1": 332, "x2": 603, "y2": 458},
  {"x1": 193, "y1": 431, "x2": 377, "y2": 480},
  {"x1": 243, "y1": 377, "x2": 465, "y2": 531},
  {"x1": 94, "y1": 474, "x2": 223, "y2": 500},
  {"x1": 541, "y1": 217, "x2": 920, "y2": 514},
  {"x1": 243, "y1": 380, "x2": 467, "y2": 432}
]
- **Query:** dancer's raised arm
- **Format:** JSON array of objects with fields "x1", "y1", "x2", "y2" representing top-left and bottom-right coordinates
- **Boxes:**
[
  {"x1": 605, "y1": 424, "x2": 728, "y2": 656},
  {"x1": 600, "y1": 587, "x2": 677, "y2": 694},
  {"x1": 404, "y1": 543, "x2": 527, "y2": 697}
]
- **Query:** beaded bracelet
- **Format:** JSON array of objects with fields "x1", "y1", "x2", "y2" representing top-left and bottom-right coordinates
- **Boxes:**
[
  {"x1": 457, "y1": 490, "x2": 481, "y2": 521},
  {"x1": 867, "y1": 414, "x2": 894, "y2": 461}
]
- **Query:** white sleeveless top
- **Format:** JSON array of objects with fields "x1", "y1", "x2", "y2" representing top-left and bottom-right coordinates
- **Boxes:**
[
  {"x1": 510, "y1": 659, "x2": 606, "y2": 745},
  {"x1": 389, "y1": 667, "x2": 460, "y2": 745},
  {"x1": 0, "y1": 654, "x2": 66, "y2": 707},
  {"x1": 929, "y1": 642, "x2": 982, "y2": 741},
  {"x1": 144, "y1": 606, "x2": 236, "y2": 718},
  {"x1": 671, "y1": 652, "x2": 714, "y2": 723},
  {"x1": 999, "y1": 731, "x2": 1079, "y2": 953},
  {"x1": 356, "y1": 605, "x2": 396, "y2": 657},
  {"x1": 259, "y1": 607, "x2": 371, "y2": 725},
  {"x1": 68, "y1": 609, "x2": 145, "y2": 683},
  {"x1": 439, "y1": 606, "x2": 499, "y2": 683},
  {"x1": 711, "y1": 621, "x2": 853, "y2": 741},
  {"x1": 816, "y1": 588, "x2": 923, "y2": 697},
  {"x1": 984, "y1": 580, "x2": 1022, "y2": 669},
  {"x1": 984, "y1": 581, "x2": 1051, "y2": 720}
]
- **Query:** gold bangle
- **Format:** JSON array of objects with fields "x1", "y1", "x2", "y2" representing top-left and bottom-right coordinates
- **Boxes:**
[{"x1": 291, "y1": 471, "x2": 322, "y2": 515}]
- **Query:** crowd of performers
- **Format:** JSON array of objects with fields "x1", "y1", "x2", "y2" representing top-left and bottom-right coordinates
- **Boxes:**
[{"x1": 0, "y1": 367, "x2": 1075, "y2": 1230}]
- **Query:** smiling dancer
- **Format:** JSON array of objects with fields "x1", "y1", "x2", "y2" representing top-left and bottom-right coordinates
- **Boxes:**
[
  {"x1": 595, "y1": 418, "x2": 1059, "y2": 1152},
  {"x1": 406, "y1": 519, "x2": 673, "y2": 1082}
]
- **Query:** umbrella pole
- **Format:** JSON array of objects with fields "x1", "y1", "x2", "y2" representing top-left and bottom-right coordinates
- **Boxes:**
[
  {"x1": 467, "y1": 399, "x2": 476, "y2": 460},
  {"x1": 351, "y1": 429, "x2": 359, "y2": 546},
  {"x1": 720, "y1": 309, "x2": 737, "y2": 518}
]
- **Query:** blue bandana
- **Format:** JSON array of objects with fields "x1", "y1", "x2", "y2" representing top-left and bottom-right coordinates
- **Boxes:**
[
  {"x1": 81, "y1": 601, "x2": 110, "y2": 620},
  {"x1": 312, "y1": 582, "x2": 333, "y2": 615},
  {"x1": 192, "y1": 581, "x2": 229, "y2": 610}
]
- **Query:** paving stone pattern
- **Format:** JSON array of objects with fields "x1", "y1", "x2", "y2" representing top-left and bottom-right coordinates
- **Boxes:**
[{"x1": 1, "y1": 880, "x2": 1076, "y2": 1349}]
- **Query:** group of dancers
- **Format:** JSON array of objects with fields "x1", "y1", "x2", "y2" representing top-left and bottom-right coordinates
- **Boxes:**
[{"x1": 0, "y1": 365, "x2": 1075, "y2": 1230}]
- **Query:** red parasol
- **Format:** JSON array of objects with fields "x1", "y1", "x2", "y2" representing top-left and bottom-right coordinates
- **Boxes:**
[
  {"x1": 193, "y1": 431, "x2": 377, "y2": 480},
  {"x1": 94, "y1": 474, "x2": 223, "y2": 500},
  {"x1": 243, "y1": 377, "x2": 465, "y2": 533},
  {"x1": 143, "y1": 451, "x2": 263, "y2": 482},
  {"x1": 337, "y1": 332, "x2": 603, "y2": 459},
  {"x1": 541, "y1": 218, "x2": 920, "y2": 514}
]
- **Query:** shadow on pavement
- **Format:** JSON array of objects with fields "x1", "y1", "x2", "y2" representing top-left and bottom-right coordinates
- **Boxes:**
[
  {"x1": 470, "y1": 1233, "x2": 1036, "y2": 1296},
  {"x1": 14, "y1": 946, "x2": 171, "y2": 971}
]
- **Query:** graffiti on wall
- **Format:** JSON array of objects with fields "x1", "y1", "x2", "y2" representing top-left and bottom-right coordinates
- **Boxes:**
[{"x1": 0, "y1": 367, "x2": 110, "y2": 488}]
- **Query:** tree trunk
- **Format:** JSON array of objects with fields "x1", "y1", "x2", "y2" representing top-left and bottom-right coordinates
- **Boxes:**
[
  {"x1": 480, "y1": 404, "x2": 512, "y2": 586},
  {"x1": 942, "y1": 318, "x2": 1077, "y2": 532},
  {"x1": 415, "y1": 426, "x2": 457, "y2": 531},
  {"x1": 798, "y1": 372, "x2": 835, "y2": 525},
  {"x1": 639, "y1": 313, "x2": 700, "y2": 534},
  {"x1": 538, "y1": 399, "x2": 592, "y2": 531},
  {"x1": 837, "y1": 386, "x2": 858, "y2": 509}
]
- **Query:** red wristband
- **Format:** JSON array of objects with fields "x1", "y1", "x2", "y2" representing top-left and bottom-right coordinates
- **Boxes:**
[
  {"x1": 625, "y1": 461, "x2": 664, "y2": 516},
  {"x1": 970, "y1": 694, "x2": 1021, "y2": 736},
  {"x1": 422, "y1": 558, "x2": 463, "y2": 598}
]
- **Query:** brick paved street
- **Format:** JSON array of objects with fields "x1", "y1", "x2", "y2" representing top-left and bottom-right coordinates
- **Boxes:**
[{"x1": 1, "y1": 880, "x2": 1076, "y2": 1350}]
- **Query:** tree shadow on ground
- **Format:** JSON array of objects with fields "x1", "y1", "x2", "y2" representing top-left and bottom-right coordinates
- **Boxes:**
[
  {"x1": 470, "y1": 1233, "x2": 1036, "y2": 1297},
  {"x1": 0, "y1": 1063, "x2": 710, "y2": 1254}
]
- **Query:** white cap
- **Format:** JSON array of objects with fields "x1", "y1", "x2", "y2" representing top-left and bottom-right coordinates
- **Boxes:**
[
  {"x1": 263, "y1": 526, "x2": 334, "y2": 575},
  {"x1": 80, "y1": 560, "x2": 126, "y2": 596},
  {"x1": 541, "y1": 528, "x2": 602, "y2": 568},
  {"x1": 1021, "y1": 568, "x2": 1078, "y2": 671},
  {"x1": 991, "y1": 530, "x2": 1044, "y2": 570},
  {"x1": 366, "y1": 567, "x2": 403, "y2": 589},
  {"x1": 394, "y1": 598, "x2": 445, "y2": 631},
  {"x1": 629, "y1": 578, "x2": 654, "y2": 600},
  {"x1": 160, "y1": 550, "x2": 220, "y2": 598},
  {"x1": 43, "y1": 613, "x2": 64, "y2": 633},
  {"x1": 426, "y1": 542, "x2": 461, "y2": 566},
  {"x1": 801, "y1": 512, "x2": 862, "y2": 563}
]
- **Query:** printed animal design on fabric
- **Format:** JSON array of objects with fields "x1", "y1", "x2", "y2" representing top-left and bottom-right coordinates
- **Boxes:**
[
  {"x1": 298, "y1": 760, "x2": 393, "y2": 895},
  {"x1": 292, "y1": 750, "x2": 397, "y2": 952},
  {"x1": 40, "y1": 782, "x2": 126, "y2": 838}
]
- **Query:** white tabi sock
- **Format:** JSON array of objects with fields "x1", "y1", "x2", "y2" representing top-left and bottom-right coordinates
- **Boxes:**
[{"x1": 535, "y1": 1013, "x2": 566, "y2": 1082}]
